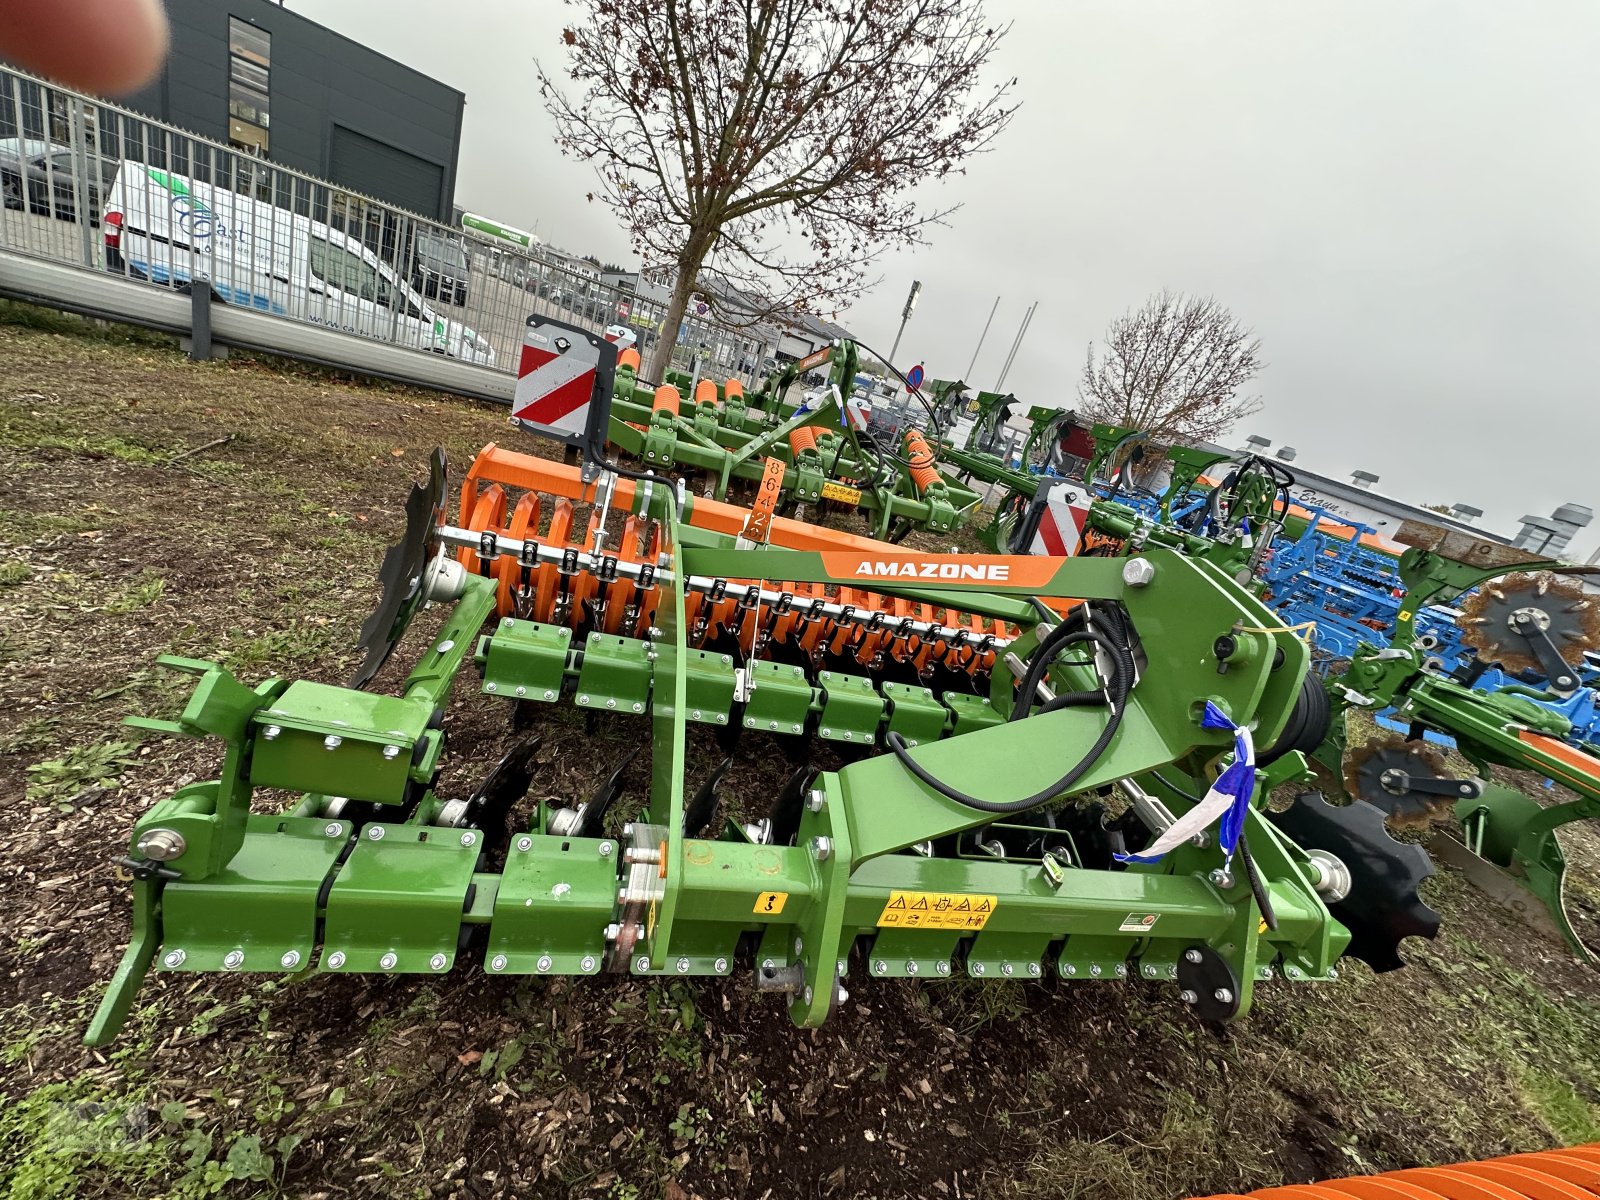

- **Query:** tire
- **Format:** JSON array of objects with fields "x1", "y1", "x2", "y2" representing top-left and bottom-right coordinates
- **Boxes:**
[{"x1": 1259, "y1": 672, "x2": 1331, "y2": 767}]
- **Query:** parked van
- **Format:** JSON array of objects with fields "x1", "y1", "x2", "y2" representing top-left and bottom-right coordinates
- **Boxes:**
[{"x1": 100, "y1": 161, "x2": 494, "y2": 366}]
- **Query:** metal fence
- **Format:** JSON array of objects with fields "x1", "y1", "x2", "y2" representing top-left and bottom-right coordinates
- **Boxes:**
[{"x1": 0, "y1": 65, "x2": 782, "y2": 390}]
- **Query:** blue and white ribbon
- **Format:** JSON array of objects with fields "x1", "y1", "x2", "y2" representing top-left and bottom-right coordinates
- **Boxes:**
[{"x1": 1114, "y1": 702, "x2": 1257, "y2": 865}]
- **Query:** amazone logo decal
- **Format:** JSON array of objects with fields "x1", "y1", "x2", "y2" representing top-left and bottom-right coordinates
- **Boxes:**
[{"x1": 853, "y1": 561, "x2": 1011, "y2": 581}]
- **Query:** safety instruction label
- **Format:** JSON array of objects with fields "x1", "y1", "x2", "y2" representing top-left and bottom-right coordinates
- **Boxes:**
[
  {"x1": 1119, "y1": 913, "x2": 1160, "y2": 934},
  {"x1": 877, "y1": 890, "x2": 997, "y2": 931},
  {"x1": 753, "y1": 891, "x2": 788, "y2": 915},
  {"x1": 820, "y1": 481, "x2": 863, "y2": 505}
]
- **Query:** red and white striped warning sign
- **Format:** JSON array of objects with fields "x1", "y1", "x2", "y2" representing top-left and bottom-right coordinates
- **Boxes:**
[
  {"x1": 1028, "y1": 481, "x2": 1089, "y2": 557},
  {"x1": 514, "y1": 327, "x2": 596, "y2": 438}
]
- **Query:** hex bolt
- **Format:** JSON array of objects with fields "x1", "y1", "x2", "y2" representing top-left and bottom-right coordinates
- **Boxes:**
[
  {"x1": 1143, "y1": 965, "x2": 1158, "y2": 978},
  {"x1": 163, "y1": 949, "x2": 187, "y2": 968},
  {"x1": 1089, "y1": 964, "x2": 1101, "y2": 977},
  {"x1": 1208, "y1": 868, "x2": 1233, "y2": 889},
  {"x1": 1327, "y1": 968, "x2": 1339, "y2": 981},
  {"x1": 1064, "y1": 963, "x2": 1078, "y2": 976},
  {"x1": 1285, "y1": 965, "x2": 1302, "y2": 979},
  {"x1": 490, "y1": 954, "x2": 508, "y2": 972},
  {"x1": 1115, "y1": 964, "x2": 1129, "y2": 978},
  {"x1": 1213, "y1": 988, "x2": 1234, "y2": 1005},
  {"x1": 692, "y1": 709, "x2": 703, "y2": 720},
  {"x1": 223, "y1": 950, "x2": 244, "y2": 970},
  {"x1": 874, "y1": 959, "x2": 888, "y2": 975},
  {"x1": 971, "y1": 962, "x2": 986, "y2": 976},
  {"x1": 578, "y1": 694, "x2": 591, "y2": 705},
  {"x1": 324, "y1": 822, "x2": 343, "y2": 838},
  {"x1": 1028, "y1": 962, "x2": 1042, "y2": 978},
  {"x1": 676, "y1": 957, "x2": 691, "y2": 974},
  {"x1": 580, "y1": 955, "x2": 597, "y2": 972},
  {"x1": 543, "y1": 690, "x2": 556, "y2": 701},
  {"x1": 537, "y1": 955, "x2": 554, "y2": 973},
  {"x1": 1179, "y1": 989, "x2": 1198, "y2": 1005},
  {"x1": 324, "y1": 735, "x2": 342, "y2": 751},
  {"x1": 606, "y1": 698, "x2": 617, "y2": 710},
  {"x1": 486, "y1": 682, "x2": 498, "y2": 693},
  {"x1": 714, "y1": 957, "x2": 729, "y2": 973},
  {"x1": 367, "y1": 826, "x2": 386, "y2": 842},
  {"x1": 1001, "y1": 962, "x2": 1014, "y2": 977},
  {"x1": 810, "y1": 835, "x2": 833, "y2": 862},
  {"x1": 515, "y1": 686, "x2": 527, "y2": 698},
  {"x1": 430, "y1": 953, "x2": 449, "y2": 971},
  {"x1": 794, "y1": 936, "x2": 805, "y2": 956},
  {"x1": 1121, "y1": 558, "x2": 1157, "y2": 588},
  {"x1": 906, "y1": 961, "x2": 919, "y2": 976},
  {"x1": 806, "y1": 790, "x2": 826, "y2": 814},
  {"x1": 383, "y1": 744, "x2": 402, "y2": 760},
  {"x1": 633, "y1": 702, "x2": 644, "y2": 713},
  {"x1": 598, "y1": 841, "x2": 614, "y2": 858},
  {"x1": 936, "y1": 961, "x2": 951, "y2": 976},
  {"x1": 516, "y1": 836, "x2": 533, "y2": 852},
  {"x1": 379, "y1": 952, "x2": 398, "y2": 971},
  {"x1": 460, "y1": 831, "x2": 477, "y2": 848},
  {"x1": 634, "y1": 956, "x2": 651, "y2": 973},
  {"x1": 803, "y1": 986, "x2": 814, "y2": 1007},
  {"x1": 262, "y1": 725, "x2": 281, "y2": 740},
  {"x1": 1184, "y1": 948, "x2": 1204, "y2": 964},
  {"x1": 280, "y1": 951, "x2": 301, "y2": 969},
  {"x1": 327, "y1": 951, "x2": 347, "y2": 969}
]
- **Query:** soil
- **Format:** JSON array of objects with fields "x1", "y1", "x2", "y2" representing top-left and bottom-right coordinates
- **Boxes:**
[{"x1": 2, "y1": 314, "x2": 1600, "y2": 1200}]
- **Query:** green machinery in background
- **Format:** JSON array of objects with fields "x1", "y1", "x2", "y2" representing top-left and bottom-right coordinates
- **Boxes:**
[
  {"x1": 605, "y1": 341, "x2": 980, "y2": 539},
  {"x1": 86, "y1": 345, "x2": 1453, "y2": 1045}
]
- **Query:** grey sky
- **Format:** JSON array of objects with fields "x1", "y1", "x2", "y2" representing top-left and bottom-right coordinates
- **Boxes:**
[{"x1": 293, "y1": 0, "x2": 1600, "y2": 549}]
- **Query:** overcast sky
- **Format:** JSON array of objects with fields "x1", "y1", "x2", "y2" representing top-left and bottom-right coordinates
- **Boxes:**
[{"x1": 293, "y1": 0, "x2": 1600, "y2": 551}]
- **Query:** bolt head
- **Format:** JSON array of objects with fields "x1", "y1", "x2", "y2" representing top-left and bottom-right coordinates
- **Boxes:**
[
  {"x1": 379, "y1": 952, "x2": 398, "y2": 971},
  {"x1": 1327, "y1": 967, "x2": 1338, "y2": 981},
  {"x1": 1089, "y1": 964, "x2": 1102, "y2": 977},
  {"x1": 1001, "y1": 962, "x2": 1014, "y2": 977},
  {"x1": 906, "y1": 961, "x2": 919, "y2": 976},
  {"x1": 490, "y1": 954, "x2": 508, "y2": 972},
  {"x1": 1028, "y1": 962, "x2": 1042, "y2": 977},
  {"x1": 486, "y1": 682, "x2": 498, "y2": 693},
  {"x1": 460, "y1": 831, "x2": 477, "y2": 848},
  {"x1": 383, "y1": 744, "x2": 401, "y2": 760},
  {"x1": 537, "y1": 955, "x2": 553, "y2": 973},
  {"x1": 162, "y1": 949, "x2": 187, "y2": 968},
  {"x1": 1184, "y1": 948, "x2": 1203, "y2": 964},
  {"x1": 135, "y1": 828, "x2": 186, "y2": 862},
  {"x1": 325, "y1": 822, "x2": 344, "y2": 838},
  {"x1": 809, "y1": 835, "x2": 834, "y2": 861},
  {"x1": 762, "y1": 958, "x2": 776, "y2": 971},
  {"x1": 1179, "y1": 989, "x2": 1198, "y2": 1005},
  {"x1": 1064, "y1": 963, "x2": 1078, "y2": 976},
  {"x1": 516, "y1": 835, "x2": 533, "y2": 852},
  {"x1": 324, "y1": 735, "x2": 342, "y2": 750},
  {"x1": 803, "y1": 986, "x2": 814, "y2": 1006},
  {"x1": 1115, "y1": 964, "x2": 1129, "y2": 978},
  {"x1": 430, "y1": 953, "x2": 448, "y2": 971},
  {"x1": 327, "y1": 951, "x2": 347, "y2": 969},
  {"x1": 806, "y1": 790, "x2": 826, "y2": 813},
  {"x1": 676, "y1": 957, "x2": 690, "y2": 974},
  {"x1": 544, "y1": 690, "x2": 556, "y2": 701},
  {"x1": 634, "y1": 956, "x2": 650, "y2": 973},
  {"x1": 262, "y1": 724, "x2": 281, "y2": 740},
  {"x1": 714, "y1": 957, "x2": 729, "y2": 973},
  {"x1": 1143, "y1": 964, "x2": 1158, "y2": 978},
  {"x1": 794, "y1": 936, "x2": 805, "y2": 956},
  {"x1": 873, "y1": 959, "x2": 888, "y2": 975},
  {"x1": 692, "y1": 709, "x2": 703, "y2": 720},
  {"x1": 578, "y1": 694, "x2": 590, "y2": 705},
  {"x1": 936, "y1": 961, "x2": 951, "y2": 976},
  {"x1": 580, "y1": 955, "x2": 597, "y2": 972},
  {"x1": 1121, "y1": 557, "x2": 1157, "y2": 588},
  {"x1": 368, "y1": 826, "x2": 386, "y2": 841},
  {"x1": 1213, "y1": 987, "x2": 1233, "y2": 1004},
  {"x1": 598, "y1": 841, "x2": 614, "y2": 857},
  {"x1": 223, "y1": 950, "x2": 244, "y2": 970},
  {"x1": 971, "y1": 962, "x2": 986, "y2": 976},
  {"x1": 280, "y1": 950, "x2": 301, "y2": 969}
]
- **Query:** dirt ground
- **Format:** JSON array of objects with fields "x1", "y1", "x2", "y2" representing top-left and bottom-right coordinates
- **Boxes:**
[{"x1": 2, "y1": 309, "x2": 1600, "y2": 1200}]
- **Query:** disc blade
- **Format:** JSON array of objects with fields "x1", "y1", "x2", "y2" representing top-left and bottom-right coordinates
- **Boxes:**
[{"x1": 351, "y1": 448, "x2": 448, "y2": 689}]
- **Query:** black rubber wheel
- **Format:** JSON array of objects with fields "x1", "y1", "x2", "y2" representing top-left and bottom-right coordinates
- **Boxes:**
[{"x1": 1259, "y1": 673, "x2": 1330, "y2": 767}]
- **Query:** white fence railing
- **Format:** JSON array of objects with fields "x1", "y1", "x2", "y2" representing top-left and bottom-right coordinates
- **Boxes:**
[{"x1": 0, "y1": 65, "x2": 782, "y2": 392}]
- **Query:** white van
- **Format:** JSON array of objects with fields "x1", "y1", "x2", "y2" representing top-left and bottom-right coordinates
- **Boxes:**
[{"x1": 101, "y1": 161, "x2": 494, "y2": 366}]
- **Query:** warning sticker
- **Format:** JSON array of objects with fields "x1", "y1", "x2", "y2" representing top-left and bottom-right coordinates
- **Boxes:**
[
  {"x1": 876, "y1": 890, "x2": 997, "y2": 931},
  {"x1": 1118, "y1": 913, "x2": 1160, "y2": 934},
  {"x1": 820, "y1": 481, "x2": 863, "y2": 506},
  {"x1": 753, "y1": 891, "x2": 788, "y2": 915}
]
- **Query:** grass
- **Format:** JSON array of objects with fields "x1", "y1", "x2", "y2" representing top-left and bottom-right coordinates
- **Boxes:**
[{"x1": 23, "y1": 738, "x2": 142, "y2": 811}]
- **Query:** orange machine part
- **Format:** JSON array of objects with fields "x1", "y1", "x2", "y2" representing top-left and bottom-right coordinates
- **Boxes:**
[
  {"x1": 652, "y1": 384, "x2": 680, "y2": 414},
  {"x1": 495, "y1": 492, "x2": 542, "y2": 617},
  {"x1": 789, "y1": 424, "x2": 818, "y2": 456},
  {"x1": 617, "y1": 346, "x2": 641, "y2": 372},
  {"x1": 694, "y1": 379, "x2": 718, "y2": 406},
  {"x1": 903, "y1": 428, "x2": 940, "y2": 495},
  {"x1": 457, "y1": 484, "x2": 507, "y2": 574},
  {"x1": 1189, "y1": 1144, "x2": 1600, "y2": 1200},
  {"x1": 724, "y1": 379, "x2": 745, "y2": 401}
]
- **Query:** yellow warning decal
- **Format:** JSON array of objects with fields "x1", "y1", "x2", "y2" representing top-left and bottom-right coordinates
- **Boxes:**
[
  {"x1": 753, "y1": 891, "x2": 788, "y2": 915},
  {"x1": 877, "y1": 890, "x2": 997, "y2": 931},
  {"x1": 1398, "y1": 609, "x2": 1413, "y2": 622},
  {"x1": 820, "y1": 481, "x2": 863, "y2": 505}
]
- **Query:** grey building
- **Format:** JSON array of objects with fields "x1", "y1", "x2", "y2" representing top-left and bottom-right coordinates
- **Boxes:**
[{"x1": 117, "y1": 0, "x2": 463, "y2": 222}]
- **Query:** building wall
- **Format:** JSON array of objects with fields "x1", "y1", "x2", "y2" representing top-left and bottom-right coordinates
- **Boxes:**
[{"x1": 119, "y1": 0, "x2": 463, "y2": 221}]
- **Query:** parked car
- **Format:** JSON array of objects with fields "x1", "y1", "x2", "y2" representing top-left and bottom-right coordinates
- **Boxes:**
[
  {"x1": 410, "y1": 232, "x2": 469, "y2": 307},
  {"x1": 1, "y1": 138, "x2": 117, "y2": 223},
  {"x1": 101, "y1": 159, "x2": 494, "y2": 365}
]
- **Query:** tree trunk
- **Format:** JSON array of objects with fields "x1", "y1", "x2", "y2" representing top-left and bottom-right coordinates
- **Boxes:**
[{"x1": 646, "y1": 234, "x2": 713, "y2": 383}]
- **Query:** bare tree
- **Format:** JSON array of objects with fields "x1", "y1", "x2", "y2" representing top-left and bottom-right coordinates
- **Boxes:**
[
  {"x1": 539, "y1": 0, "x2": 1017, "y2": 380},
  {"x1": 1078, "y1": 291, "x2": 1264, "y2": 446}
]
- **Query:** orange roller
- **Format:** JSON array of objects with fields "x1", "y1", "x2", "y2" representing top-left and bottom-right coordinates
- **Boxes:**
[
  {"x1": 495, "y1": 492, "x2": 542, "y2": 617},
  {"x1": 694, "y1": 379, "x2": 718, "y2": 406},
  {"x1": 1189, "y1": 1143, "x2": 1600, "y2": 1200},
  {"x1": 618, "y1": 346, "x2": 641, "y2": 371},
  {"x1": 652, "y1": 384, "x2": 681, "y2": 415},
  {"x1": 789, "y1": 424, "x2": 818, "y2": 456},
  {"x1": 724, "y1": 379, "x2": 744, "y2": 401},
  {"x1": 903, "y1": 428, "x2": 940, "y2": 495},
  {"x1": 457, "y1": 485, "x2": 507, "y2": 573}
]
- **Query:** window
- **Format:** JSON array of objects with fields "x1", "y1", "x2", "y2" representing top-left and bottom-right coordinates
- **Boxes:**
[
  {"x1": 228, "y1": 17, "x2": 270, "y2": 155},
  {"x1": 309, "y1": 235, "x2": 382, "y2": 303}
]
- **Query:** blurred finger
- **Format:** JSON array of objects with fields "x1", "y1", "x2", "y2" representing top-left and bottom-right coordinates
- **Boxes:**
[{"x1": 0, "y1": 0, "x2": 170, "y2": 94}]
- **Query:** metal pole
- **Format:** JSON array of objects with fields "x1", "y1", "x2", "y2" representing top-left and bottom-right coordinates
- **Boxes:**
[
  {"x1": 996, "y1": 301, "x2": 1037, "y2": 391},
  {"x1": 965, "y1": 295, "x2": 999, "y2": 380},
  {"x1": 888, "y1": 279, "x2": 921, "y2": 364}
]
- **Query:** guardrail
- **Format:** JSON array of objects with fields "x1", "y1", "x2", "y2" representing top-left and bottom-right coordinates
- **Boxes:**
[{"x1": 0, "y1": 65, "x2": 784, "y2": 395}]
